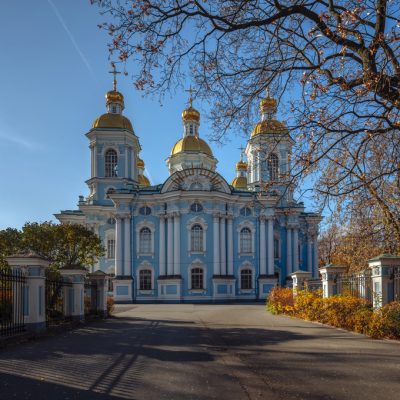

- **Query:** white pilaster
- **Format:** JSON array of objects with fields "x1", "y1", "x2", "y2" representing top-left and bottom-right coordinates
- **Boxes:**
[
  {"x1": 159, "y1": 216, "x2": 166, "y2": 276},
  {"x1": 220, "y1": 216, "x2": 226, "y2": 275},
  {"x1": 260, "y1": 218, "x2": 267, "y2": 275},
  {"x1": 227, "y1": 216, "x2": 234, "y2": 276},
  {"x1": 213, "y1": 214, "x2": 220, "y2": 276},
  {"x1": 313, "y1": 238, "x2": 319, "y2": 278},
  {"x1": 286, "y1": 226, "x2": 292, "y2": 276},
  {"x1": 124, "y1": 217, "x2": 131, "y2": 276},
  {"x1": 90, "y1": 145, "x2": 94, "y2": 177},
  {"x1": 167, "y1": 215, "x2": 174, "y2": 276},
  {"x1": 115, "y1": 216, "x2": 123, "y2": 276},
  {"x1": 124, "y1": 146, "x2": 128, "y2": 179},
  {"x1": 267, "y1": 218, "x2": 274, "y2": 275},
  {"x1": 293, "y1": 226, "x2": 299, "y2": 272},
  {"x1": 307, "y1": 239, "x2": 312, "y2": 273},
  {"x1": 173, "y1": 213, "x2": 181, "y2": 276}
]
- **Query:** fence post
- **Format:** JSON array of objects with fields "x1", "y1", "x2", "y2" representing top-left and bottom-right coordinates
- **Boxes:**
[
  {"x1": 319, "y1": 264, "x2": 347, "y2": 298},
  {"x1": 88, "y1": 270, "x2": 109, "y2": 316},
  {"x1": 368, "y1": 254, "x2": 400, "y2": 308},
  {"x1": 60, "y1": 265, "x2": 87, "y2": 322},
  {"x1": 290, "y1": 270, "x2": 312, "y2": 297},
  {"x1": 5, "y1": 253, "x2": 50, "y2": 332}
]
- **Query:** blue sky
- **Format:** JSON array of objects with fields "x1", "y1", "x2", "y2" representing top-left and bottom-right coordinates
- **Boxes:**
[{"x1": 0, "y1": 1, "x2": 316, "y2": 230}]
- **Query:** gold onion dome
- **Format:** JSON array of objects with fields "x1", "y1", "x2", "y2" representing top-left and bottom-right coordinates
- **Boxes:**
[
  {"x1": 106, "y1": 90, "x2": 124, "y2": 106},
  {"x1": 236, "y1": 160, "x2": 247, "y2": 171},
  {"x1": 251, "y1": 119, "x2": 288, "y2": 137},
  {"x1": 137, "y1": 157, "x2": 145, "y2": 168},
  {"x1": 92, "y1": 113, "x2": 133, "y2": 131},
  {"x1": 260, "y1": 96, "x2": 277, "y2": 113},
  {"x1": 171, "y1": 136, "x2": 213, "y2": 156},
  {"x1": 138, "y1": 174, "x2": 150, "y2": 187},
  {"x1": 182, "y1": 106, "x2": 200, "y2": 122},
  {"x1": 231, "y1": 176, "x2": 248, "y2": 189}
]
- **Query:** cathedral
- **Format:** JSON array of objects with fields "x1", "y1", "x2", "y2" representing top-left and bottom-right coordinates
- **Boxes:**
[{"x1": 55, "y1": 73, "x2": 321, "y2": 303}]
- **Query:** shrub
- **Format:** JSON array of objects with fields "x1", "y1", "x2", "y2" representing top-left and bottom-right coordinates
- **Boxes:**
[
  {"x1": 369, "y1": 302, "x2": 400, "y2": 339},
  {"x1": 267, "y1": 287, "x2": 294, "y2": 315},
  {"x1": 107, "y1": 296, "x2": 115, "y2": 316}
]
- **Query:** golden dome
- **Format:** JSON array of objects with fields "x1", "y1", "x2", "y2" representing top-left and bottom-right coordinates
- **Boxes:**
[
  {"x1": 106, "y1": 90, "x2": 124, "y2": 105},
  {"x1": 138, "y1": 174, "x2": 150, "y2": 187},
  {"x1": 182, "y1": 107, "x2": 200, "y2": 122},
  {"x1": 137, "y1": 157, "x2": 145, "y2": 168},
  {"x1": 260, "y1": 96, "x2": 277, "y2": 112},
  {"x1": 171, "y1": 136, "x2": 213, "y2": 156},
  {"x1": 236, "y1": 160, "x2": 247, "y2": 171},
  {"x1": 92, "y1": 113, "x2": 133, "y2": 131},
  {"x1": 231, "y1": 176, "x2": 248, "y2": 189},
  {"x1": 251, "y1": 119, "x2": 288, "y2": 137}
]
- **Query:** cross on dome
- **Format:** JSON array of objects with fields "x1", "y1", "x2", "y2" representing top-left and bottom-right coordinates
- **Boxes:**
[
  {"x1": 185, "y1": 85, "x2": 195, "y2": 108},
  {"x1": 109, "y1": 62, "x2": 121, "y2": 91}
]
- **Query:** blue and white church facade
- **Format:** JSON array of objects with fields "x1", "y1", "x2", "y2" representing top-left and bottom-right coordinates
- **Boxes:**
[{"x1": 55, "y1": 80, "x2": 321, "y2": 303}]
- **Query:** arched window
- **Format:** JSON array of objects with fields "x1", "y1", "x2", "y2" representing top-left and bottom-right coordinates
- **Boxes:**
[
  {"x1": 191, "y1": 224, "x2": 203, "y2": 252},
  {"x1": 107, "y1": 239, "x2": 115, "y2": 259},
  {"x1": 267, "y1": 153, "x2": 279, "y2": 181},
  {"x1": 191, "y1": 268, "x2": 204, "y2": 289},
  {"x1": 105, "y1": 149, "x2": 118, "y2": 177},
  {"x1": 139, "y1": 227, "x2": 151, "y2": 254},
  {"x1": 241, "y1": 269, "x2": 252, "y2": 289},
  {"x1": 139, "y1": 269, "x2": 152, "y2": 290},
  {"x1": 240, "y1": 228, "x2": 252, "y2": 253}
]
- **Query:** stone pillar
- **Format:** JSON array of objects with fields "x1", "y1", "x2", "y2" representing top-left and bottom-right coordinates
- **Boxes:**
[
  {"x1": 369, "y1": 254, "x2": 400, "y2": 308},
  {"x1": 60, "y1": 266, "x2": 87, "y2": 322},
  {"x1": 313, "y1": 237, "x2": 319, "y2": 278},
  {"x1": 260, "y1": 217, "x2": 267, "y2": 275},
  {"x1": 286, "y1": 226, "x2": 292, "y2": 276},
  {"x1": 293, "y1": 226, "x2": 299, "y2": 272},
  {"x1": 227, "y1": 216, "x2": 234, "y2": 276},
  {"x1": 319, "y1": 264, "x2": 347, "y2": 298},
  {"x1": 291, "y1": 270, "x2": 312, "y2": 297},
  {"x1": 159, "y1": 215, "x2": 166, "y2": 276},
  {"x1": 124, "y1": 217, "x2": 131, "y2": 276},
  {"x1": 6, "y1": 254, "x2": 50, "y2": 332},
  {"x1": 115, "y1": 216, "x2": 123, "y2": 277},
  {"x1": 124, "y1": 146, "x2": 129, "y2": 179},
  {"x1": 88, "y1": 271, "x2": 109, "y2": 316},
  {"x1": 167, "y1": 215, "x2": 174, "y2": 276},
  {"x1": 267, "y1": 218, "x2": 274, "y2": 276},
  {"x1": 220, "y1": 216, "x2": 226, "y2": 275},
  {"x1": 213, "y1": 214, "x2": 220, "y2": 276},
  {"x1": 307, "y1": 239, "x2": 313, "y2": 273},
  {"x1": 173, "y1": 213, "x2": 181, "y2": 276}
]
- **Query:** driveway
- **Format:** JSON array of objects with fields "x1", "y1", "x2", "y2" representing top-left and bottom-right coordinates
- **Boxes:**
[{"x1": 0, "y1": 304, "x2": 399, "y2": 399}]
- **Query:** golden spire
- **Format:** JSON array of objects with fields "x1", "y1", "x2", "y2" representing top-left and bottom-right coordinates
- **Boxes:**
[
  {"x1": 182, "y1": 85, "x2": 200, "y2": 122},
  {"x1": 235, "y1": 145, "x2": 247, "y2": 171},
  {"x1": 109, "y1": 62, "x2": 121, "y2": 92},
  {"x1": 185, "y1": 85, "x2": 194, "y2": 108}
]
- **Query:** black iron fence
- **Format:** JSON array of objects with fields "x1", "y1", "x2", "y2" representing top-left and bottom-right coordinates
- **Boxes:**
[
  {"x1": 390, "y1": 266, "x2": 400, "y2": 302},
  {"x1": 335, "y1": 271, "x2": 373, "y2": 303},
  {"x1": 305, "y1": 279, "x2": 323, "y2": 292},
  {"x1": 84, "y1": 279, "x2": 98, "y2": 316},
  {"x1": 0, "y1": 269, "x2": 26, "y2": 337},
  {"x1": 45, "y1": 277, "x2": 72, "y2": 326}
]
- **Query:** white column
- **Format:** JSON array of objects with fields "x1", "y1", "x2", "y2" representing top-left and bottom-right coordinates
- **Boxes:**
[
  {"x1": 124, "y1": 217, "x2": 131, "y2": 276},
  {"x1": 173, "y1": 213, "x2": 181, "y2": 276},
  {"x1": 167, "y1": 215, "x2": 174, "y2": 276},
  {"x1": 90, "y1": 145, "x2": 94, "y2": 177},
  {"x1": 307, "y1": 239, "x2": 313, "y2": 273},
  {"x1": 125, "y1": 146, "x2": 128, "y2": 179},
  {"x1": 260, "y1": 218, "x2": 267, "y2": 275},
  {"x1": 159, "y1": 216, "x2": 166, "y2": 276},
  {"x1": 286, "y1": 226, "x2": 292, "y2": 276},
  {"x1": 93, "y1": 146, "x2": 97, "y2": 178},
  {"x1": 115, "y1": 217, "x2": 123, "y2": 276},
  {"x1": 227, "y1": 216, "x2": 233, "y2": 276},
  {"x1": 293, "y1": 226, "x2": 299, "y2": 272},
  {"x1": 220, "y1": 217, "x2": 226, "y2": 275},
  {"x1": 213, "y1": 214, "x2": 220, "y2": 276},
  {"x1": 313, "y1": 238, "x2": 319, "y2": 278},
  {"x1": 267, "y1": 218, "x2": 274, "y2": 275}
]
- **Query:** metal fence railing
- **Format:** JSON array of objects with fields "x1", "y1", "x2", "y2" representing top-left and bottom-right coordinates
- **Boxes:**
[
  {"x1": 45, "y1": 277, "x2": 72, "y2": 326},
  {"x1": 0, "y1": 269, "x2": 26, "y2": 337},
  {"x1": 84, "y1": 279, "x2": 98, "y2": 316},
  {"x1": 335, "y1": 272, "x2": 373, "y2": 303}
]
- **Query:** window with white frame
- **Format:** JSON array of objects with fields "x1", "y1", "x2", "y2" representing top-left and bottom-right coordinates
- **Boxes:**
[
  {"x1": 191, "y1": 224, "x2": 203, "y2": 252},
  {"x1": 240, "y1": 227, "x2": 252, "y2": 253},
  {"x1": 107, "y1": 239, "x2": 115, "y2": 259},
  {"x1": 139, "y1": 269, "x2": 152, "y2": 290},
  {"x1": 191, "y1": 268, "x2": 204, "y2": 289},
  {"x1": 139, "y1": 227, "x2": 152, "y2": 254},
  {"x1": 267, "y1": 153, "x2": 279, "y2": 181},
  {"x1": 241, "y1": 269, "x2": 252, "y2": 289},
  {"x1": 105, "y1": 149, "x2": 118, "y2": 177}
]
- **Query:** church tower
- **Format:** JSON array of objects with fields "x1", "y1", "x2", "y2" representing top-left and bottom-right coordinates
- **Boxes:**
[
  {"x1": 167, "y1": 89, "x2": 217, "y2": 174},
  {"x1": 245, "y1": 90, "x2": 294, "y2": 200},
  {"x1": 231, "y1": 149, "x2": 248, "y2": 190},
  {"x1": 85, "y1": 65, "x2": 141, "y2": 205}
]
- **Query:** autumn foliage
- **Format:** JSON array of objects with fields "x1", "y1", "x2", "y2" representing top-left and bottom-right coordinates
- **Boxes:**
[{"x1": 267, "y1": 287, "x2": 400, "y2": 340}]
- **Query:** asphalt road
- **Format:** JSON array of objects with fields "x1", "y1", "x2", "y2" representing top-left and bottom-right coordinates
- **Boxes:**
[{"x1": 0, "y1": 304, "x2": 399, "y2": 400}]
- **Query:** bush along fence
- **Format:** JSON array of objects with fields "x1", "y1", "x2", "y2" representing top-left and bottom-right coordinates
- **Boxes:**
[
  {"x1": 1, "y1": 253, "x2": 110, "y2": 339},
  {"x1": 269, "y1": 253, "x2": 400, "y2": 339}
]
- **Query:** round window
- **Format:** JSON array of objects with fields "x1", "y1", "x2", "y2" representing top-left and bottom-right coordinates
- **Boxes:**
[
  {"x1": 240, "y1": 207, "x2": 252, "y2": 217},
  {"x1": 139, "y1": 206, "x2": 152, "y2": 216},
  {"x1": 190, "y1": 202, "x2": 203, "y2": 213}
]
